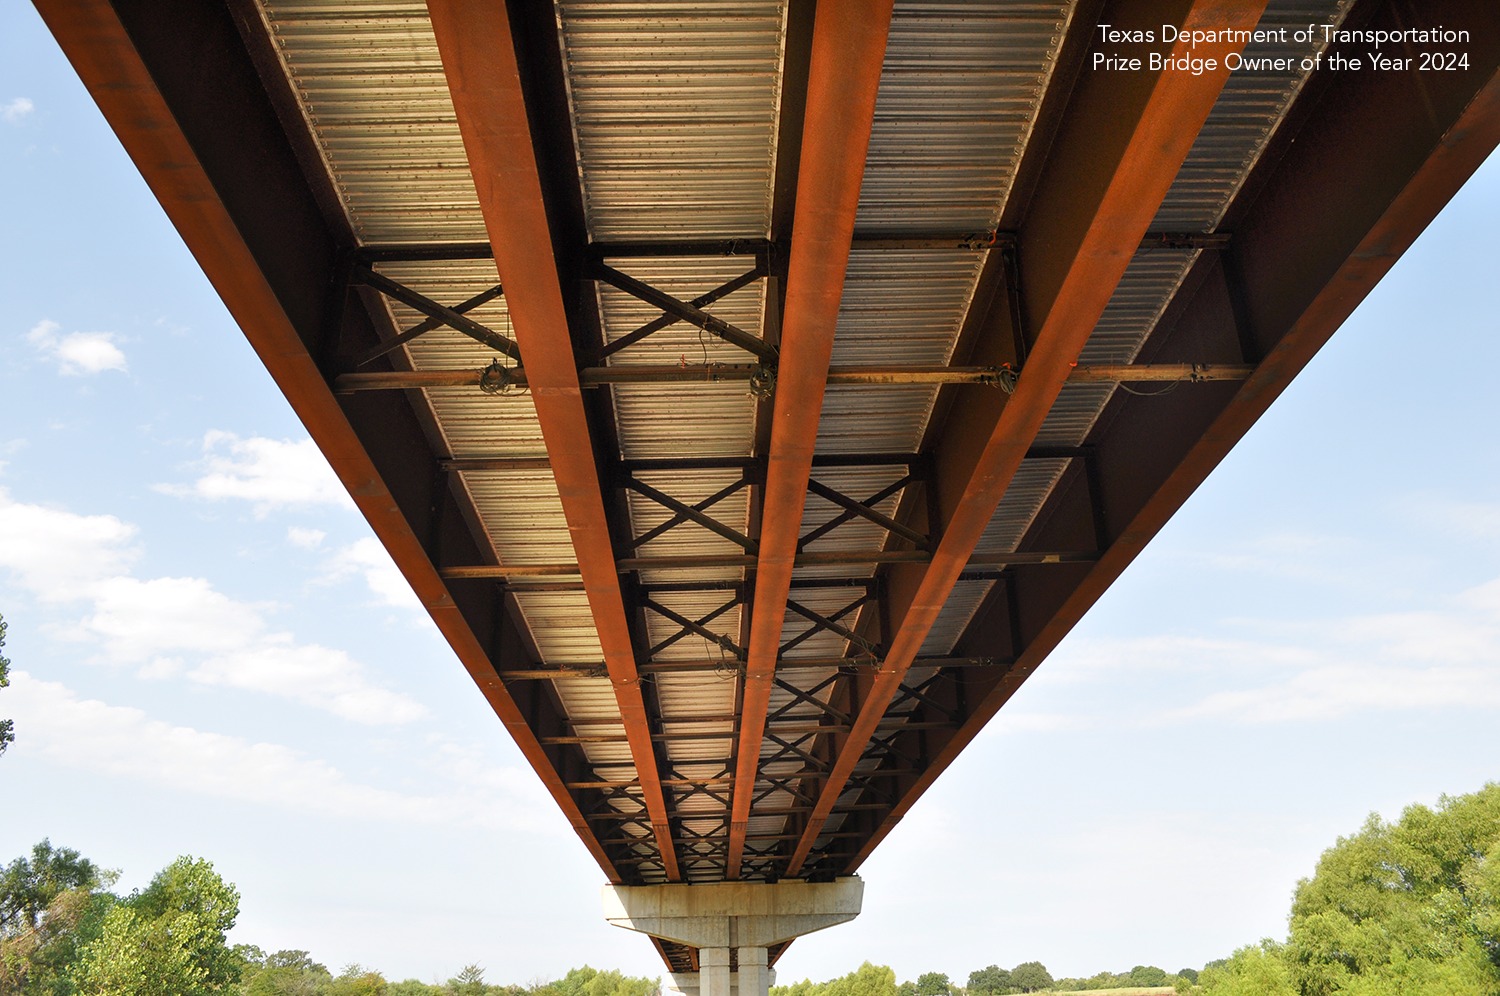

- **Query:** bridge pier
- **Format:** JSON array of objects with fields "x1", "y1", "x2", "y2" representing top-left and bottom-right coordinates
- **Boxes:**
[
  {"x1": 603, "y1": 878, "x2": 863, "y2": 996},
  {"x1": 666, "y1": 947, "x2": 772, "y2": 996}
]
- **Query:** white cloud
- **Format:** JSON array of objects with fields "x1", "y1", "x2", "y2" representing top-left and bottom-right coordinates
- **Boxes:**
[
  {"x1": 991, "y1": 711, "x2": 1089, "y2": 735},
  {"x1": 6, "y1": 673, "x2": 532, "y2": 828},
  {"x1": 1174, "y1": 661, "x2": 1500, "y2": 724},
  {"x1": 1049, "y1": 633, "x2": 1321, "y2": 682},
  {"x1": 79, "y1": 575, "x2": 265, "y2": 663},
  {"x1": 68, "y1": 575, "x2": 425, "y2": 725},
  {"x1": 0, "y1": 487, "x2": 139, "y2": 596},
  {"x1": 0, "y1": 489, "x2": 421, "y2": 724},
  {"x1": 287, "y1": 526, "x2": 327, "y2": 549},
  {"x1": 2, "y1": 97, "x2": 33, "y2": 123},
  {"x1": 160, "y1": 431, "x2": 353, "y2": 515},
  {"x1": 27, "y1": 319, "x2": 128, "y2": 375},
  {"x1": 1165, "y1": 530, "x2": 1380, "y2": 589},
  {"x1": 1012, "y1": 573, "x2": 1500, "y2": 732},
  {"x1": 325, "y1": 537, "x2": 422, "y2": 610},
  {"x1": 1398, "y1": 493, "x2": 1500, "y2": 543},
  {"x1": 188, "y1": 643, "x2": 427, "y2": 725}
]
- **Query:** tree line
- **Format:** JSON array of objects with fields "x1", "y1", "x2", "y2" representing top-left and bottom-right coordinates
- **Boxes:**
[
  {"x1": 1191, "y1": 782, "x2": 1500, "y2": 994},
  {"x1": 771, "y1": 960, "x2": 1196, "y2": 996},
  {"x1": 5, "y1": 676, "x2": 1496, "y2": 996},
  {"x1": 0, "y1": 841, "x2": 661, "y2": 996}
]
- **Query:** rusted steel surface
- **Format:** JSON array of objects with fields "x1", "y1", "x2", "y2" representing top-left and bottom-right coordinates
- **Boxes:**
[
  {"x1": 784, "y1": 0, "x2": 1270, "y2": 877},
  {"x1": 836, "y1": 1, "x2": 1500, "y2": 876},
  {"x1": 441, "y1": 549, "x2": 1095, "y2": 578},
  {"x1": 425, "y1": 0, "x2": 680, "y2": 881},
  {"x1": 33, "y1": 0, "x2": 1500, "y2": 950},
  {"x1": 729, "y1": 0, "x2": 895, "y2": 879},
  {"x1": 32, "y1": 0, "x2": 624, "y2": 880},
  {"x1": 334, "y1": 363, "x2": 1253, "y2": 392}
]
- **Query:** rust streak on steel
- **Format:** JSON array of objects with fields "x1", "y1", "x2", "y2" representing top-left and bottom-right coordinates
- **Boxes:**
[
  {"x1": 426, "y1": 0, "x2": 680, "y2": 880},
  {"x1": 843, "y1": 25, "x2": 1500, "y2": 876},
  {"x1": 731, "y1": 0, "x2": 895, "y2": 878},
  {"x1": 334, "y1": 362, "x2": 1253, "y2": 392},
  {"x1": 30, "y1": 0, "x2": 623, "y2": 881},
  {"x1": 440, "y1": 549, "x2": 1096, "y2": 578},
  {"x1": 783, "y1": 0, "x2": 1269, "y2": 877}
]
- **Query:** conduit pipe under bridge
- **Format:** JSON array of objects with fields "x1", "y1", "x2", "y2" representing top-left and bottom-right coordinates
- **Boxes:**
[{"x1": 604, "y1": 878, "x2": 864, "y2": 996}]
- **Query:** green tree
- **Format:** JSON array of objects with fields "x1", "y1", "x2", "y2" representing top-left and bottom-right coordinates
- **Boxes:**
[
  {"x1": 389, "y1": 982, "x2": 441, "y2": 996},
  {"x1": 825, "y1": 962, "x2": 895, "y2": 996},
  {"x1": 774, "y1": 963, "x2": 895, "y2": 996},
  {"x1": 1, "y1": 840, "x2": 111, "y2": 936},
  {"x1": 1196, "y1": 941, "x2": 1296, "y2": 995},
  {"x1": 450, "y1": 963, "x2": 486, "y2": 994},
  {"x1": 0, "y1": 839, "x2": 116, "y2": 994},
  {"x1": 241, "y1": 948, "x2": 335, "y2": 996},
  {"x1": 586, "y1": 967, "x2": 659, "y2": 996},
  {"x1": 1007, "y1": 963, "x2": 1050, "y2": 993},
  {"x1": 1196, "y1": 783, "x2": 1500, "y2": 995},
  {"x1": 329, "y1": 963, "x2": 387, "y2": 996},
  {"x1": 912, "y1": 973, "x2": 949, "y2": 996},
  {"x1": 0, "y1": 612, "x2": 13, "y2": 756},
  {"x1": 965, "y1": 966, "x2": 1011, "y2": 994},
  {"x1": 73, "y1": 855, "x2": 240, "y2": 996},
  {"x1": 1127, "y1": 965, "x2": 1167, "y2": 987},
  {"x1": 1284, "y1": 786, "x2": 1500, "y2": 995}
]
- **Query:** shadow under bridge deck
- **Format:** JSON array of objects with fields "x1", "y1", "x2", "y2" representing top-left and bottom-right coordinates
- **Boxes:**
[{"x1": 35, "y1": 0, "x2": 1500, "y2": 978}]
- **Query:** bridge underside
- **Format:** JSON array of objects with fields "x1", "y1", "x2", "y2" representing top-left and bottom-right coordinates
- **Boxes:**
[{"x1": 39, "y1": 0, "x2": 1500, "y2": 974}]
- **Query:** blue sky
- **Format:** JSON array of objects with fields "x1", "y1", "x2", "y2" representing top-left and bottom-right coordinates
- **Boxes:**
[{"x1": 3, "y1": 3, "x2": 1499, "y2": 987}]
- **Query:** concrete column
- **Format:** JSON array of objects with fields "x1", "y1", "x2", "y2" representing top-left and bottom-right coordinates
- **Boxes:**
[
  {"x1": 604, "y1": 877, "x2": 861, "y2": 996},
  {"x1": 700, "y1": 948, "x2": 732, "y2": 996},
  {"x1": 737, "y1": 946, "x2": 770, "y2": 996},
  {"x1": 669, "y1": 967, "x2": 775, "y2": 996}
]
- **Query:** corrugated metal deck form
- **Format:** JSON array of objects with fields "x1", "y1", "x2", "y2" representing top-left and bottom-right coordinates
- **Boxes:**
[
  {"x1": 47, "y1": 0, "x2": 1495, "y2": 973},
  {"x1": 559, "y1": 0, "x2": 787, "y2": 885},
  {"x1": 925, "y1": 0, "x2": 1359, "y2": 655},
  {"x1": 559, "y1": 0, "x2": 785, "y2": 241},
  {"x1": 250, "y1": 0, "x2": 1363, "y2": 886}
]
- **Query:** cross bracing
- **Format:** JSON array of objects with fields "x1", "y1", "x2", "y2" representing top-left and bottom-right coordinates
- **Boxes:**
[{"x1": 35, "y1": 0, "x2": 1500, "y2": 975}]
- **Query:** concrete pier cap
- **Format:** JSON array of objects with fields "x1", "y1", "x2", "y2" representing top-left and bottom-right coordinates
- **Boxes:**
[{"x1": 602, "y1": 876, "x2": 864, "y2": 949}]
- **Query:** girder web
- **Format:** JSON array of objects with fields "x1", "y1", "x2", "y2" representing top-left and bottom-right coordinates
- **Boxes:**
[
  {"x1": 55, "y1": 0, "x2": 1492, "y2": 955},
  {"x1": 351, "y1": 0, "x2": 1476, "y2": 895}
]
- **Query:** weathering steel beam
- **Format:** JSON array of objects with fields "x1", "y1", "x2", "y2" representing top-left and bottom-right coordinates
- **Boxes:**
[
  {"x1": 497, "y1": 656, "x2": 1001, "y2": 680},
  {"x1": 440, "y1": 550, "x2": 1095, "y2": 578},
  {"x1": 593, "y1": 262, "x2": 777, "y2": 361},
  {"x1": 540, "y1": 721, "x2": 956, "y2": 747},
  {"x1": 354, "y1": 231, "x2": 1225, "y2": 263},
  {"x1": 427, "y1": 0, "x2": 680, "y2": 881},
  {"x1": 595, "y1": 266, "x2": 764, "y2": 362},
  {"x1": 333, "y1": 363, "x2": 1251, "y2": 392},
  {"x1": 440, "y1": 451, "x2": 1070, "y2": 475},
  {"x1": 350, "y1": 264, "x2": 520, "y2": 360},
  {"x1": 352, "y1": 281, "x2": 505, "y2": 368},
  {"x1": 731, "y1": 0, "x2": 895, "y2": 881},
  {"x1": 840, "y1": 1, "x2": 1500, "y2": 877},
  {"x1": 783, "y1": 0, "x2": 1269, "y2": 878},
  {"x1": 30, "y1": 0, "x2": 624, "y2": 881}
]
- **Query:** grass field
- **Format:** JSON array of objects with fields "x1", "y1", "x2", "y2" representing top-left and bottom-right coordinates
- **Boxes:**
[{"x1": 1047, "y1": 988, "x2": 1177, "y2": 996}]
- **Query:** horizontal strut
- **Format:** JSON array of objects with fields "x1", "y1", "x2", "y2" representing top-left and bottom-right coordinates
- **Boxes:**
[
  {"x1": 353, "y1": 231, "x2": 1228, "y2": 261},
  {"x1": 335, "y1": 363, "x2": 1253, "y2": 393},
  {"x1": 442, "y1": 549, "x2": 1097, "y2": 578}
]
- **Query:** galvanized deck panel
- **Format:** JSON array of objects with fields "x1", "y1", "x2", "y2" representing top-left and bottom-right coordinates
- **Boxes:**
[{"x1": 558, "y1": 0, "x2": 786, "y2": 241}]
